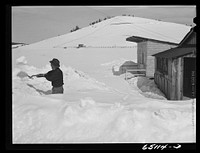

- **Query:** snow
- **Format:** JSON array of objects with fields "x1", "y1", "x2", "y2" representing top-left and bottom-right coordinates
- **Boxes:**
[
  {"x1": 16, "y1": 56, "x2": 27, "y2": 64},
  {"x1": 128, "y1": 77, "x2": 167, "y2": 100},
  {"x1": 12, "y1": 16, "x2": 195, "y2": 143},
  {"x1": 12, "y1": 44, "x2": 26, "y2": 49},
  {"x1": 19, "y1": 16, "x2": 190, "y2": 49}
]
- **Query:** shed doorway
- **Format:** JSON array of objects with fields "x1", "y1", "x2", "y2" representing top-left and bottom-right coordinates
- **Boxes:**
[{"x1": 183, "y1": 57, "x2": 196, "y2": 98}]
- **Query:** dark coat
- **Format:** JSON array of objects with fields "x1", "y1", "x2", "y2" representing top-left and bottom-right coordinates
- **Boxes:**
[{"x1": 44, "y1": 68, "x2": 64, "y2": 87}]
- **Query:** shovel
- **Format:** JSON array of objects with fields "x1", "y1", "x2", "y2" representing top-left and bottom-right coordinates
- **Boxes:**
[
  {"x1": 16, "y1": 71, "x2": 36, "y2": 79},
  {"x1": 27, "y1": 74, "x2": 37, "y2": 79}
]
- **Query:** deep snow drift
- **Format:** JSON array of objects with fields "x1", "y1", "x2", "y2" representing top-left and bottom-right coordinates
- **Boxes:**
[
  {"x1": 12, "y1": 55, "x2": 196, "y2": 143},
  {"x1": 12, "y1": 16, "x2": 195, "y2": 143}
]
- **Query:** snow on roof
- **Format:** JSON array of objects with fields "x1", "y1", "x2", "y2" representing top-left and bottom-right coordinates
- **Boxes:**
[
  {"x1": 152, "y1": 27, "x2": 196, "y2": 58},
  {"x1": 126, "y1": 35, "x2": 178, "y2": 45}
]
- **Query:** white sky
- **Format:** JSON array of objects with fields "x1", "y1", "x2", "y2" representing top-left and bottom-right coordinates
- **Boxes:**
[{"x1": 12, "y1": 5, "x2": 196, "y2": 44}]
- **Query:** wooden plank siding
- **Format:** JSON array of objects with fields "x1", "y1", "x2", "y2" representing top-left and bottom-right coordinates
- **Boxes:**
[
  {"x1": 146, "y1": 41, "x2": 177, "y2": 56},
  {"x1": 154, "y1": 71, "x2": 171, "y2": 99},
  {"x1": 187, "y1": 34, "x2": 196, "y2": 45},
  {"x1": 168, "y1": 59, "x2": 173, "y2": 99},
  {"x1": 177, "y1": 58, "x2": 183, "y2": 100},
  {"x1": 153, "y1": 29, "x2": 196, "y2": 100},
  {"x1": 164, "y1": 78, "x2": 168, "y2": 99},
  {"x1": 154, "y1": 57, "x2": 173, "y2": 99},
  {"x1": 180, "y1": 32, "x2": 196, "y2": 46},
  {"x1": 137, "y1": 41, "x2": 147, "y2": 69},
  {"x1": 154, "y1": 54, "x2": 195, "y2": 100},
  {"x1": 145, "y1": 41, "x2": 177, "y2": 77},
  {"x1": 154, "y1": 57, "x2": 179, "y2": 100}
]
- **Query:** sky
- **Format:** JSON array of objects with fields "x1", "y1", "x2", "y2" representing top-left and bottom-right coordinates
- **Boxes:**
[{"x1": 12, "y1": 5, "x2": 196, "y2": 44}]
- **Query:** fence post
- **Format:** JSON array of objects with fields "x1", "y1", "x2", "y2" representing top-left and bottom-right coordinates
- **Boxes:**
[{"x1": 125, "y1": 69, "x2": 127, "y2": 80}]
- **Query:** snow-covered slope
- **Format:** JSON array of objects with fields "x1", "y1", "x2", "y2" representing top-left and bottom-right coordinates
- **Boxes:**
[
  {"x1": 20, "y1": 16, "x2": 191, "y2": 49},
  {"x1": 12, "y1": 43, "x2": 27, "y2": 49},
  {"x1": 12, "y1": 16, "x2": 195, "y2": 143}
]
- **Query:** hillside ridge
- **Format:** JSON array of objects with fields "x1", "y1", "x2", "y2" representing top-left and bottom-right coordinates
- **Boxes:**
[{"x1": 21, "y1": 16, "x2": 191, "y2": 49}]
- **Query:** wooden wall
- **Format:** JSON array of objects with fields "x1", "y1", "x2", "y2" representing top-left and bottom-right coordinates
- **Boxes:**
[
  {"x1": 154, "y1": 31, "x2": 196, "y2": 100},
  {"x1": 137, "y1": 41, "x2": 147, "y2": 69},
  {"x1": 155, "y1": 57, "x2": 182, "y2": 100},
  {"x1": 146, "y1": 41, "x2": 177, "y2": 56},
  {"x1": 145, "y1": 41, "x2": 177, "y2": 77},
  {"x1": 146, "y1": 56, "x2": 155, "y2": 77},
  {"x1": 154, "y1": 53, "x2": 195, "y2": 100},
  {"x1": 154, "y1": 66, "x2": 172, "y2": 99},
  {"x1": 183, "y1": 32, "x2": 196, "y2": 45}
]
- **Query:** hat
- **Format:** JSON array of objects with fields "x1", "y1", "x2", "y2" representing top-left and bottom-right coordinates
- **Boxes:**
[{"x1": 49, "y1": 58, "x2": 60, "y2": 67}]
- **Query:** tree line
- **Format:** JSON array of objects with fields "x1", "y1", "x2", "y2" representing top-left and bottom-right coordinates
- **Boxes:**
[{"x1": 69, "y1": 15, "x2": 135, "y2": 33}]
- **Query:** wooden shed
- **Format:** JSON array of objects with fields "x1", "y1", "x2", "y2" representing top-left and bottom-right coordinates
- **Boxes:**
[
  {"x1": 126, "y1": 36, "x2": 178, "y2": 78},
  {"x1": 152, "y1": 27, "x2": 196, "y2": 100}
]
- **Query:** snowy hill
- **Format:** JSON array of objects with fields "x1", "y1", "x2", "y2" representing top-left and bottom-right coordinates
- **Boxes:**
[
  {"x1": 12, "y1": 16, "x2": 195, "y2": 144},
  {"x1": 21, "y1": 16, "x2": 191, "y2": 49},
  {"x1": 12, "y1": 42, "x2": 27, "y2": 49}
]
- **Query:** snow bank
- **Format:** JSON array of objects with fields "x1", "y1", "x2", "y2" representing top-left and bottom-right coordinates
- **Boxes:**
[
  {"x1": 101, "y1": 58, "x2": 129, "y2": 67},
  {"x1": 13, "y1": 56, "x2": 112, "y2": 96},
  {"x1": 101, "y1": 58, "x2": 137, "y2": 70},
  {"x1": 128, "y1": 77, "x2": 167, "y2": 100},
  {"x1": 12, "y1": 44, "x2": 27, "y2": 49},
  {"x1": 12, "y1": 56, "x2": 196, "y2": 143},
  {"x1": 13, "y1": 91, "x2": 195, "y2": 143},
  {"x1": 16, "y1": 56, "x2": 27, "y2": 64},
  {"x1": 63, "y1": 66, "x2": 111, "y2": 91}
]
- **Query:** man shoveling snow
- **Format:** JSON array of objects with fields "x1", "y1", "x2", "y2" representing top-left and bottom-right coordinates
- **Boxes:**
[{"x1": 29, "y1": 58, "x2": 64, "y2": 94}]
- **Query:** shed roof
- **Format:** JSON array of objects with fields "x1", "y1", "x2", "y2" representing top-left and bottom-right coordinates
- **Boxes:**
[
  {"x1": 152, "y1": 47, "x2": 196, "y2": 58},
  {"x1": 126, "y1": 35, "x2": 178, "y2": 45}
]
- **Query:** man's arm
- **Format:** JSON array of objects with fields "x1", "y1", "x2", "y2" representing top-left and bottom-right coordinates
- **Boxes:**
[
  {"x1": 32, "y1": 71, "x2": 57, "y2": 81},
  {"x1": 36, "y1": 73, "x2": 46, "y2": 77},
  {"x1": 44, "y1": 71, "x2": 55, "y2": 81},
  {"x1": 29, "y1": 73, "x2": 46, "y2": 79}
]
